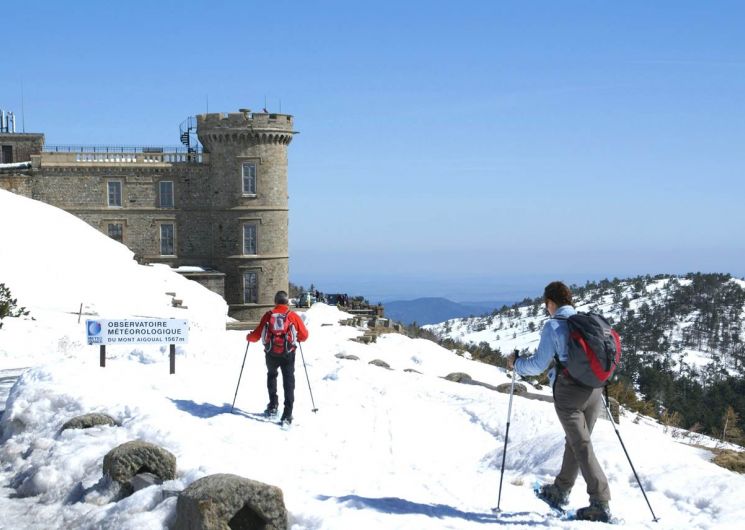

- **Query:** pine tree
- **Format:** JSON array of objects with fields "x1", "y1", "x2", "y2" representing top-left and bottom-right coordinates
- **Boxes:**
[{"x1": 0, "y1": 282, "x2": 29, "y2": 329}]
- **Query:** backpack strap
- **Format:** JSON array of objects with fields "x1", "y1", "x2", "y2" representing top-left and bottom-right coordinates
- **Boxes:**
[
  {"x1": 549, "y1": 314, "x2": 586, "y2": 386},
  {"x1": 284, "y1": 309, "x2": 296, "y2": 353},
  {"x1": 261, "y1": 310, "x2": 273, "y2": 353}
]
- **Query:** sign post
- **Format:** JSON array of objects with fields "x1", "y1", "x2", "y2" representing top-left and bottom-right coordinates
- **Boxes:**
[{"x1": 86, "y1": 318, "x2": 189, "y2": 374}]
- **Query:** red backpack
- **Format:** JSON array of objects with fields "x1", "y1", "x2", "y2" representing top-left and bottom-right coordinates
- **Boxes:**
[
  {"x1": 556, "y1": 312, "x2": 621, "y2": 388},
  {"x1": 262, "y1": 309, "x2": 297, "y2": 356}
]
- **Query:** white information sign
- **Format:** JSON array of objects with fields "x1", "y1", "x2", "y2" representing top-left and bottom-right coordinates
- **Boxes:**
[{"x1": 86, "y1": 318, "x2": 189, "y2": 345}]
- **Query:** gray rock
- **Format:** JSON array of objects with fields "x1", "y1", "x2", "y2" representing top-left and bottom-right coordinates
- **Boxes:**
[
  {"x1": 335, "y1": 353, "x2": 360, "y2": 361},
  {"x1": 404, "y1": 368, "x2": 422, "y2": 374},
  {"x1": 368, "y1": 359, "x2": 391, "y2": 369},
  {"x1": 60, "y1": 413, "x2": 119, "y2": 432},
  {"x1": 130, "y1": 472, "x2": 161, "y2": 492},
  {"x1": 173, "y1": 473, "x2": 287, "y2": 530},
  {"x1": 162, "y1": 488, "x2": 181, "y2": 501},
  {"x1": 444, "y1": 372, "x2": 472, "y2": 383},
  {"x1": 103, "y1": 440, "x2": 176, "y2": 487},
  {"x1": 496, "y1": 382, "x2": 528, "y2": 395}
]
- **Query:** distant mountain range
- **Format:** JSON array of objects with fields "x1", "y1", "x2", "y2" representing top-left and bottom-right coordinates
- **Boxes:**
[{"x1": 384, "y1": 297, "x2": 514, "y2": 325}]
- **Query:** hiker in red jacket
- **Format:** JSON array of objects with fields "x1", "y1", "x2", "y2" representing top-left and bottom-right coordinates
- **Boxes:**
[{"x1": 247, "y1": 290, "x2": 309, "y2": 424}]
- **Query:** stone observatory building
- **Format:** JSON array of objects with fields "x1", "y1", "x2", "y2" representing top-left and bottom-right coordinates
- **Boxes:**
[{"x1": 0, "y1": 108, "x2": 296, "y2": 322}]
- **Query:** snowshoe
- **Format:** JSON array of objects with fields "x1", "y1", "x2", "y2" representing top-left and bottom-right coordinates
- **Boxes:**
[
  {"x1": 575, "y1": 501, "x2": 612, "y2": 523},
  {"x1": 534, "y1": 482, "x2": 569, "y2": 513}
]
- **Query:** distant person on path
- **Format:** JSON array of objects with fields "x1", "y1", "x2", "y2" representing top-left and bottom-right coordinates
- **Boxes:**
[
  {"x1": 247, "y1": 291, "x2": 309, "y2": 424},
  {"x1": 507, "y1": 281, "x2": 612, "y2": 522}
]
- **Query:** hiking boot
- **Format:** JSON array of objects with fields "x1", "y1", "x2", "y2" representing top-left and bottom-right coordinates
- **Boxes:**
[
  {"x1": 280, "y1": 409, "x2": 293, "y2": 424},
  {"x1": 263, "y1": 404, "x2": 278, "y2": 417},
  {"x1": 575, "y1": 500, "x2": 611, "y2": 523},
  {"x1": 536, "y1": 484, "x2": 569, "y2": 510}
]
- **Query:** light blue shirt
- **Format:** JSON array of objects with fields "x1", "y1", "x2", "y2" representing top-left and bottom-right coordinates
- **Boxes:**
[{"x1": 514, "y1": 305, "x2": 576, "y2": 386}]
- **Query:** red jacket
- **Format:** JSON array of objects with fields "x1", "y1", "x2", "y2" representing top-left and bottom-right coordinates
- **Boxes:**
[{"x1": 246, "y1": 305, "x2": 309, "y2": 343}]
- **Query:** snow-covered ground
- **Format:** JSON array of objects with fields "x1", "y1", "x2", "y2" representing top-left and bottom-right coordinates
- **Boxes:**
[{"x1": 1, "y1": 188, "x2": 745, "y2": 529}]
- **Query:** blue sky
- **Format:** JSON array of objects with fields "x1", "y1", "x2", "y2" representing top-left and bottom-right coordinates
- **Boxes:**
[{"x1": 3, "y1": 1, "x2": 744, "y2": 301}]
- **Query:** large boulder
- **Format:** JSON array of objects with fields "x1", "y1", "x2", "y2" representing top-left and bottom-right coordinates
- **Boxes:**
[
  {"x1": 173, "y1": 473, "x2": 287, "y2": 530},
  {"x1": 102, "y1": 440, "x2": 176, "y2": 486},
  {"x1": 368, "y1": 359, "x2": 391, "y2": 369},
  {"x1": 60, "y1": 413, "x2": 119, "y2": 432},
  {"x1": 496, "y1": 382, "x2": 528, "y2": 395},
  {"x1": 444, "y1": 372, "x2": 472, "y2": 383}
]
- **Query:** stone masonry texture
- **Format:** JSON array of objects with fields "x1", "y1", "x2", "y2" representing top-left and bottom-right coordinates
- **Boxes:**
[{"x1": 0, "y1": 109, "x2": 295, "y2": 322}]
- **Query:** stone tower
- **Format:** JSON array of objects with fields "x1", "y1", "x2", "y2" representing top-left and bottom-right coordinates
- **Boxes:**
[{"x1": 196, "y1": 110, "x2": 295, "y2": 322}]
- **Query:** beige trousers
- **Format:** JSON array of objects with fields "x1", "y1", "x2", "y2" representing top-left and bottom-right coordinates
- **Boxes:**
[{"x1": 553, "y1": 373, "x2": 611, "y2": 502}]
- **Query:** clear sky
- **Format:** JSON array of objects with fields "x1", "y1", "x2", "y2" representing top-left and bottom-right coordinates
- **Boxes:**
[{"x1": 3, "y1": 1, "x2": 744, "y2": 301}]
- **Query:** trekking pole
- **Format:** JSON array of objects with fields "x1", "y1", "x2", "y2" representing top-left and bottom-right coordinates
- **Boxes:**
[
  {"x1": 494, "y1": 364, "x2": 517, "y2": 512},
  {"x1": 230, "y1": 342, "x2": 250, "y2": 413},
  {"x1": 602, "y1": 388, "x2": 659, "y2": 522},
  {"x1": 298, "y1": 343, "x2": 319, "y2": 413}
]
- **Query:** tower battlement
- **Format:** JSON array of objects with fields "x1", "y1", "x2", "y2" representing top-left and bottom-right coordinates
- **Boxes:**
[
  {"x1": 197, "y1": 110, "x2": 295, "y2": 148},
  {"x1": 196, "y1": 110, "x2": 293, "y2": 131}
]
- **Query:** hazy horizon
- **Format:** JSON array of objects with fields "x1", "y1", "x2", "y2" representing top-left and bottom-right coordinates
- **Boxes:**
[{"x1": 290, "y1": 268, "x2": 745, "y2": 305}]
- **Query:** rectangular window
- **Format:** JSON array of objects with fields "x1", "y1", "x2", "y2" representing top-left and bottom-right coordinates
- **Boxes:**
[
  {"x1": 242, "y1": 163, "x2": 256, "y2": 195},
  {"x1": 159, "y1": 181, "x2": 174, "y2": 208},
  {"x1": 160, "y1": 223, "x2": 175, "y2": 255},
  {"x1": 243, "y1": 223, "x2": 257, "y2": 255},
  {"x1": 243, "y1": 271, "x2": 258, "y2": 304},
  {"x1": 108, "y1": 181, "x2": 122, "y2": 207},
  {"x1": 107, "y1": 223, "x2": 123, "y2": 243},
  {"x1": 1, "y1": 145, "x2": 12, "y2": 164}
]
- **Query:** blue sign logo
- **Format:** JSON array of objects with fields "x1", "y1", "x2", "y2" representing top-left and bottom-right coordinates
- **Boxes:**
[{"x1": 87, "y1": 320, "x2": 102, "y2": 336}]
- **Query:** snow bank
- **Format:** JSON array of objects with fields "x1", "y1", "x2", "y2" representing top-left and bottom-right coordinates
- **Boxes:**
[{"x1": 0, "y1": 189, "x2": 228, "y2": 369}]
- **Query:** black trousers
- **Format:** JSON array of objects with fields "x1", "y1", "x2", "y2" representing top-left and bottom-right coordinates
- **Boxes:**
[{"x1": 266, "y1": 351, "x2": 295, "y2": 414}]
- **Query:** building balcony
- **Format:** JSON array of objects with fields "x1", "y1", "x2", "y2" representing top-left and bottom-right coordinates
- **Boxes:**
[{"x1": 39, "y1": 146, "x2": 208, "y2": 167}]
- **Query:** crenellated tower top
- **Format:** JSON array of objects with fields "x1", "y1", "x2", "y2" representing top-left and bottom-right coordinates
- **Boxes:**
[{"x1": 196, "y1": 109, "x2": 295, "y2": 151}]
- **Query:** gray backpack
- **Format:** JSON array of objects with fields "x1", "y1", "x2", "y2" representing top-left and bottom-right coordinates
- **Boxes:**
[{"x1": 554, "y1": 313, "x2": 621, "y2": 388}]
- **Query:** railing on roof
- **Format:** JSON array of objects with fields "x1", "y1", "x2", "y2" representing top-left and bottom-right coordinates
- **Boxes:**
[{"x1": 42, "y1": 145, "x2": 205, "y2": 164}]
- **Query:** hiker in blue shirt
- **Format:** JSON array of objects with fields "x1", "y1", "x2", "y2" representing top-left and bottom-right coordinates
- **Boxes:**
[{"x1": 508, "y1": 281, "x2": 612, "y2": 523}]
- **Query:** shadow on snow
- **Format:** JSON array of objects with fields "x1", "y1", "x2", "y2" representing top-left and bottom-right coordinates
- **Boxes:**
[
  {"x1": 317, "y1": 495, "x2": 549, "y2": 526},
  {"x1": 169, "y1": 400, "x2": 275, "y2": 424},
  {"x1": 169, "y1": 399, "x2": 232, "y2": 418}
]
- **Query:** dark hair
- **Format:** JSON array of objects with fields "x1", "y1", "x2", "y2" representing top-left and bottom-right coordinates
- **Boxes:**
[
  {"x1": 544, "y1": 281, "x2": 573, "y2": 307},
  {"x1": 274, "y1": 291, "x2": 289, "y2": 305}
]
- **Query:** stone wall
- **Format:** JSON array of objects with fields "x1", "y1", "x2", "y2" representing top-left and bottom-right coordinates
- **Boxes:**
[
  {"x1": 197, "y1": 111, "x2": 294, "y2": 321},
  {"x1": 177, "y1": 271, "x2": 226, "y2": 298},
  {"x1": 0, "y1": 133, "x2": 44, "y2": 163},
  {"x1": 27, "y1": 162, "x2": 211, "y2": 264},
  {"x1": 0, "y1": 172, "x2": 33, "y2": 196}
]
